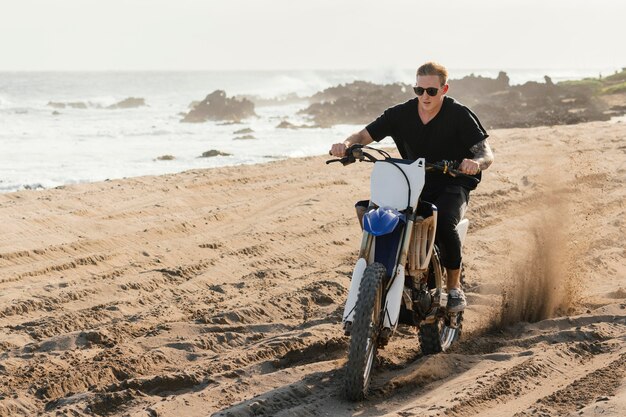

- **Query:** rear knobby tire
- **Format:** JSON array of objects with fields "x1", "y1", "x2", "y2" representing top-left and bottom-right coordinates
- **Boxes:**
[
  {"x1": 418, "y1": 252, "x2": 464, "y2": 355},
  {"x1": 344, "y1": 262, "x2": 386, "y2": 401},
  {"x1": 418, "y1": 313, "x2": 463, "y2": 355}
]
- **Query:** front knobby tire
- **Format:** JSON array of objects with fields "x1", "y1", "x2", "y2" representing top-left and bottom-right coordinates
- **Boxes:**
[{"x1": 344, "y1": 262, "x2": 386, "y2": 401}]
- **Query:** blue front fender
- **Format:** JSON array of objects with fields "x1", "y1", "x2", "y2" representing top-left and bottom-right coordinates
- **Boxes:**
[{"x1": 363, "y1": 207, "x2": 405, "y2": 236}]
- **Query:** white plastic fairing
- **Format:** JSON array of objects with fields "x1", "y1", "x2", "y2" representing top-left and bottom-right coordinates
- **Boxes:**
[
  {"x1": 383, "y1": 264, "x2": 405, "y2": 330},
  {"x1": 343, "y1": 258, "x2": 367, "y2": 323},
  {"x1": 457, "y1": 218, "x2": 469, "y2": 248},
  {"x1": 370, "y1": 158, "x2": 425, "y2": 210}
]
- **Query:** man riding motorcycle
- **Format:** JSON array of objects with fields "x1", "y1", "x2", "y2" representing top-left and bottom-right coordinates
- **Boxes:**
[{"x1": 329, "y1": 61, "x2": 494, "y2": 313}]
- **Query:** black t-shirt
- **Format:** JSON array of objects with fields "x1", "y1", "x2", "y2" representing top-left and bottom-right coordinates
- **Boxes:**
[{"x1": 366, "y1": 96, "x2": 488, "y2": 190}]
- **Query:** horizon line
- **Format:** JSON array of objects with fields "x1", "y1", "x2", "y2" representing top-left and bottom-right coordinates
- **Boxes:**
[{"x1": 0, "y1": 66, "x2": 622, "y2": 73}]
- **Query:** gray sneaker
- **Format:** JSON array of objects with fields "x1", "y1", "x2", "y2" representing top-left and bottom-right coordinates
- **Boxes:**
[{"x1": 447, "y1": 288, "x2": 467, "y2": 313}]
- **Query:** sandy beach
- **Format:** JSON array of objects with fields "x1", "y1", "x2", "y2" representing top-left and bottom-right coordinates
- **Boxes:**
[{"x1": 1, "y1": 120, "x2": 625, "y2": 416}]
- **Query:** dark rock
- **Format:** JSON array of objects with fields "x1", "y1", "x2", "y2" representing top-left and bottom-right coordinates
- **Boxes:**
[
  {"x1": 47, "y1": 102, "x2": 66, "y2": 109},
  {"x1": 469, "y1": 77, "x2": 610, "y2": 129},
  {"x1": 200, "y1": 150, "x2": 232, "y2": 158},
  {"x1": 233, "y1": 135, "x2": 256, "y2": 140},
  {"x1": 23, "y1": 184, "x2": 45, "y2": 190},
  {"x1": 156, "y1": 155, "x2": 175, "y2": 161},
  {"x1": 275, "y1": 120, "x2": 314, "y2": 129},
  {"x1": 448, "y1": 72, "x2": 511, "y2": 105},
  {"x1": 276, "y1": 121, "x2": 297, "y2": 129},
  {"x1": 238, "y1": 92, "x2": 306, "y2": 106},
  {"x1": 276, "y1": 120, "x2": 298, "y2": 129},
  {"x1": 107, "y1": 97, "x2": 146, "y2": 109},
  {"x1": 181, "y1": 90, "x2": 256, "y2": 123},
  {"x1": 299, "y1": 81, "x2": 413, "y2": 127},
  {"x1": 47, "y1": 101, "x2": 89, "y2": 109},
  {"x1": 68, "y1": 102, "x2": 88, "y2": 109},
  {"x1": 234, "y1": 128, "x2": 254, "y2": 134}
]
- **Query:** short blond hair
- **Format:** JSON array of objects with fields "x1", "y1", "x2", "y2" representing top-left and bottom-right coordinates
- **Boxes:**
[{"x1": 417, "y1": 62, "x2": 448, "y2": 86}]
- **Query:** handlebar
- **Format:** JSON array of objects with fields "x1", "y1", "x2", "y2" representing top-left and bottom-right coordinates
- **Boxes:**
[
  {"x1": 326, "y1": 144, "x2": 388, "y2": 166},
  {"x1": 326, "y1": 144, "x2": 479, "y2": 184},
  {"x1": 425, "y1": 160, "x2": 478, "y2": 178}
]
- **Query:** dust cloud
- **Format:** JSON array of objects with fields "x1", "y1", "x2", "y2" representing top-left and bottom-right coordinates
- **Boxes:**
[{"x1": 494, "y1": 195, "x2": 582, "y2": 329}]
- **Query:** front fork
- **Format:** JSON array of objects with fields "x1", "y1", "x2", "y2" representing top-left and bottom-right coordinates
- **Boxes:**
[
  {"x1": 342, "y1": 218, "x2": 415, "y2": 337},
  {"x1": 341, "y1": 229, "x2": 375, "y2": 326}
]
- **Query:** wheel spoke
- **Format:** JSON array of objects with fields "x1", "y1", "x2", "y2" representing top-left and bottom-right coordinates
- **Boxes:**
[{"x1": 363, "y1": 338, "x2": 375, "y2": 380}]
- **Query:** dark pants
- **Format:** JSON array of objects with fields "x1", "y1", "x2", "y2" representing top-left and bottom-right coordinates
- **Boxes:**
[
  {"x1": 421, "y1": 185, "x2": 469, "y2": 270},
  {"x1": 356, "y1": 184, "x2": 469, "y2": 270}
]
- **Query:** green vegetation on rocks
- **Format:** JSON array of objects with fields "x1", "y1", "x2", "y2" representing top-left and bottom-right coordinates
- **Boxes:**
[{"x1": 559, "y1": 68, "x2": 626, "y2": 95}]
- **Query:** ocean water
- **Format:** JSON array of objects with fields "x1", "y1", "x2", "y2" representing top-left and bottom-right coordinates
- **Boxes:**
[{"x1": 0, "y1": 68, "x2": 617, "y2": 193}]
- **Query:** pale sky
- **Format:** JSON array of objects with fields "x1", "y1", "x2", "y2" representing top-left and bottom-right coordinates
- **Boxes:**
[{"x1": 1, "y1": 0, "x2": 624, "y2": 71}]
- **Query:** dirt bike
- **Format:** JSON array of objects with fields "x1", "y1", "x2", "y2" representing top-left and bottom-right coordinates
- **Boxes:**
[{"x1": 326, "y1": 144, "x2": 477, "y2": 401}]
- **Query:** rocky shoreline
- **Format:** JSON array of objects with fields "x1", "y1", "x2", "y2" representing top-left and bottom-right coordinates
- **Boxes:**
[
  {"x1": 181, "y1": 69, "x2": 626, "y2": 130},
  {"x1": 45, "y1": 70, "x2": 625, "y2": 131},
  {"x1": 295, "y1": 70, "x2": 626, "y2": 129}
]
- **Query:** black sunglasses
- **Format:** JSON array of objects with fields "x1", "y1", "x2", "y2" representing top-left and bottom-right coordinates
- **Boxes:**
[{"x1": 413, "y1": 86, "x2": 440, "y2": 97}]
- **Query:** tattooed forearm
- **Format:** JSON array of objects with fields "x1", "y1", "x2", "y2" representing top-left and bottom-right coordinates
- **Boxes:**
[{"x1": 470, "y1": 139, "x2": 494, "y2": 170}]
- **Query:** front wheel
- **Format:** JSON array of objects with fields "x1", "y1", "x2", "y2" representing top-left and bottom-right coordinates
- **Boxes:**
[{"x1": 344, "y1": 262, "x2": 386, "y2": 401}]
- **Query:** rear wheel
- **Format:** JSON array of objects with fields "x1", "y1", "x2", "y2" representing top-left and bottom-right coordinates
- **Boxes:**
[
  {"x1": 418, "y1": 251, "x2": 464, "y2": 355},
  {"x1": 418, "y1": 312, "x2": 463, "y2": 354},
  {"x1": 344, "y1": 262, "x2": 386, "y2": 401}
]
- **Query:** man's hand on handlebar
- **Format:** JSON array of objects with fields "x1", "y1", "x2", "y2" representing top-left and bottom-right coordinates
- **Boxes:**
[
  {"x1": 426, "y1": 160, "x2": 480, "y2": 184},
  {"x1": 458, "y1": 158, "x2": 481, "y2": 175},
  {"x1": 330, "y1": 129, "x2": 375, "y2": 157},
  {"x1": 329, "y1": 142, "x2": 348, "y2": 157},
  {"x1": 326, "y1": 144, "x2": 383, "y2": 166}
]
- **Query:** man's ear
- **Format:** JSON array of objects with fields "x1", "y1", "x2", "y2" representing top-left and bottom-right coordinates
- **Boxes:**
[{"x1": 442, "y1": 84, "x2": 449, "y2": 94}]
